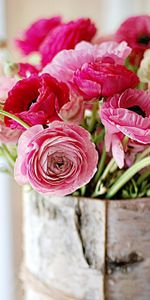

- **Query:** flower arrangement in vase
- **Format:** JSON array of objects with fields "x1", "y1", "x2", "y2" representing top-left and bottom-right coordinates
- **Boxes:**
[{"x1": 0, "y1": 14, "x2": 150, "y2": 300}]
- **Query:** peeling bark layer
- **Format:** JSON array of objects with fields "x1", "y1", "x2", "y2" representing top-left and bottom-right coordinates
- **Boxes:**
[{"x1": 22, "y1": 189, "x2": 150, "y2": 300}]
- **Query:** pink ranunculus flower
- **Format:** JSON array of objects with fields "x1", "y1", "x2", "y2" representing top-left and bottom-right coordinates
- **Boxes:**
[
  {"x1": 14, "y1": 121, "x2": 98, "y2": 196},
  {"x1": 0, "y1": 121, "x2": 21, "y2": 144},
  {"x1": 40, "y1": 18, "x2": 97, "y2": 66},
  {"x1": 101, "y1": 88, "x2": 150, "y2": 167},
  {"x1": 4, "y1": 73, "x2": 70, "y2": 130},
  {"x1": 15, "y1": 16, "x2": 62, "y2": 55},
  {"x1": 43, "y1": 41, "x2": 131, "y2": 80},
  {"x1": 43, "y1": 41, "x2": 132, "y2": 100},
  {"x1": 115, "y1": 15, "x2": 150, "y2": 66},
  {"x1": 72, "y1": 59, "x2": 139, "y2": 100}
]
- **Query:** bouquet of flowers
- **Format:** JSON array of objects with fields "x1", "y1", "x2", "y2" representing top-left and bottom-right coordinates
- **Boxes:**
[{"x1": 0, "y1": 14, "x2": 150, "y2": 200}]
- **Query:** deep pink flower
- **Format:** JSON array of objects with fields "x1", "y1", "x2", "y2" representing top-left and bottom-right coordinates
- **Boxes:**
[
  {"x1": 101, "y1": 88, "x2": 150, "y2": 166},
  {"x1": 115, "y1": 15, "x2": 150, "y2": 65},
  {"x1": 43, "y1": 41, "x2": 132, "y2": 100},
  {"x1": 14, "y1": 121, "x2": 98, "y2": 195},
  {"x1": 18, "y1": 63, "x2": 39, "y2": 78},
  {"x1": 4, "y1": 74, "x2": 70, "y2": 129},
  {"x1": 40, "y1": 18, "x2": 97, "y2": 66},
  {"x1": 15, "y1": 16, "x2": 62, "y2": 55},
  {"x1": 72, "y1": 59, "x2": 139, "y2": 100}
]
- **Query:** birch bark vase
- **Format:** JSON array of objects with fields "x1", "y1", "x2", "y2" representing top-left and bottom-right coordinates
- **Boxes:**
[{"x1": 22, "y1": 188, "x2": 150, "y2": 300}]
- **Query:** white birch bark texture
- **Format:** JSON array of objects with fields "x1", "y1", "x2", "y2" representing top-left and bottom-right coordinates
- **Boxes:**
[{"x1": 22, "y1": 189, "x2": 150, "y2": 300}]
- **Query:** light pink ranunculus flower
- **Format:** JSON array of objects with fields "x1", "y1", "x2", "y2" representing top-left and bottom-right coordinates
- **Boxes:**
[
  {"x1": 43, "y1": 40, "x2": 131, "y2": 84},
  {"x1": 0, "y1": 121, "x2": 21, "y2": 144},
  {"x1": 0, "y1": 77, "x2": 18, "y2": 103},
  {"x1": 101, "y1": 89, "x2": 150, "y2": 165},
  {"x1": 14, "y1": 121, "x2": 98, "y2": 195}
]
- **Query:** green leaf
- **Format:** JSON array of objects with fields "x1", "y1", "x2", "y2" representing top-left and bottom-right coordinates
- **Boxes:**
[{"x1": 106, "y1": 156, "x2": 150, "y2": 198}]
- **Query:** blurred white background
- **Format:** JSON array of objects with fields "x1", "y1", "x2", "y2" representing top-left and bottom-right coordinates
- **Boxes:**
[{"x1": 0, "y1": 0, "x2": 150, "y2": 299}]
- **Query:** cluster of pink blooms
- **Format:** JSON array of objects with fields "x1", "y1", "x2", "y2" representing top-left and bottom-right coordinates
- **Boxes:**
[{"x1": 0, "y1": 15, "x2": 150, "y2": 197}]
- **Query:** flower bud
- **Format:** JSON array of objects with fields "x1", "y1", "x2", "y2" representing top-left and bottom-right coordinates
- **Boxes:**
[{"x1": 4, "y1": 62, "x2": 19, "y2": 77}]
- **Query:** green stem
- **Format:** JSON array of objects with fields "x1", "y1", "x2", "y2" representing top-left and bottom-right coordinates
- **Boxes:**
[
  {"x1": 94, "y1": 147, "x2": 106, "y2": 183},
  {"x1": 1, "y1": 144, "x2": 15, "y2": 169},
  {"x1": 2, "y1": 144, "x2": 15, "y2": 162},
  {"x1": 101, "y1": 158, "x2": 116, "y2": 181},
  {"x1": 89, "y1": 102, "x2": 99, "y2": 133},
  {"x1": 109, "y1": 162, "x2": 118, "y2": 173},
  {"x1": 106, "y1": 156, "x2": 150, "y2": 198},
  {"x1": 80, "y1": 185, "x2": 86, "y2": 196},
  {"x1": 137, "y1": 169, "x2": 150, "y2": 186},
  {"x1": 92, "y1": 158, "x2": 115, "y2": 197},
  {"x1": 0, "y1": 109, "x2": 30, "y2": 129},
  {"x1": 92, "y1": 128, "x2": 105, "y2": 143},
  {"x1": 136, "y1": 147, "x2": 150, "y2": 162}
]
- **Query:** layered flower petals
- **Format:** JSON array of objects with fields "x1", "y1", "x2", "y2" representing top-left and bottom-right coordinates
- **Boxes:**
[
  {"x1": 43, "y1": 41, "x2": 131, "y2": 83},
  {"x1": 40, "y1": 18, "x2": 97, "y2": 66},
  {"x1": 115, "y1": 15, "x2": 150, "y2": 65},
  {"x1": 43, "y1": 40, "x2": 133, "y2": 101},
  {"x1": 101, "y1": 89, "x2": 150, "y2": 145},
  {"x1": 72, "y1": 61, "x2": 139, "y2": 100},
  {"x1": 14, "y1": 121, "x2": 98, "y2": 195},
  {"x1": 15, "y1": 16, "x2": 62, "y2": 55},
  {"x1": 4, "y1": 74, "x2": 70, "y2": 129}
]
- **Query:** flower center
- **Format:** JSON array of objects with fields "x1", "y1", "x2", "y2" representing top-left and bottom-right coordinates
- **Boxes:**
[
  {"x1": 55, "y1": 158, "x2": 65, "y2": 169},
  {"x1": 47, "y1": 152, "x2": 72, "y2": 175},
  {"x1": 27, "y1": 98, "x2": 37, "y2": 109},
  {"x1": 137, "y1": 35, "x2": 150, "y2": 45},
  {"x1": 127, "y1": 105, "x2": 146, "y2": 118}
]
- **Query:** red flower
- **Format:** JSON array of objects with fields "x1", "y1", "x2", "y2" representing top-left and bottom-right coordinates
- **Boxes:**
[
  {"x1": 40, "y1": 18, "x2": 97, "y2": 66},
  {"x1": 4, "y1": 74, "x2": 69, "y2": 129},
  {"x1": 15, "y1": 16, "x2": 62, "y2": 55},
  {"x1": 115, "y1": 15, "x2": 150, "y2": 65}
]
